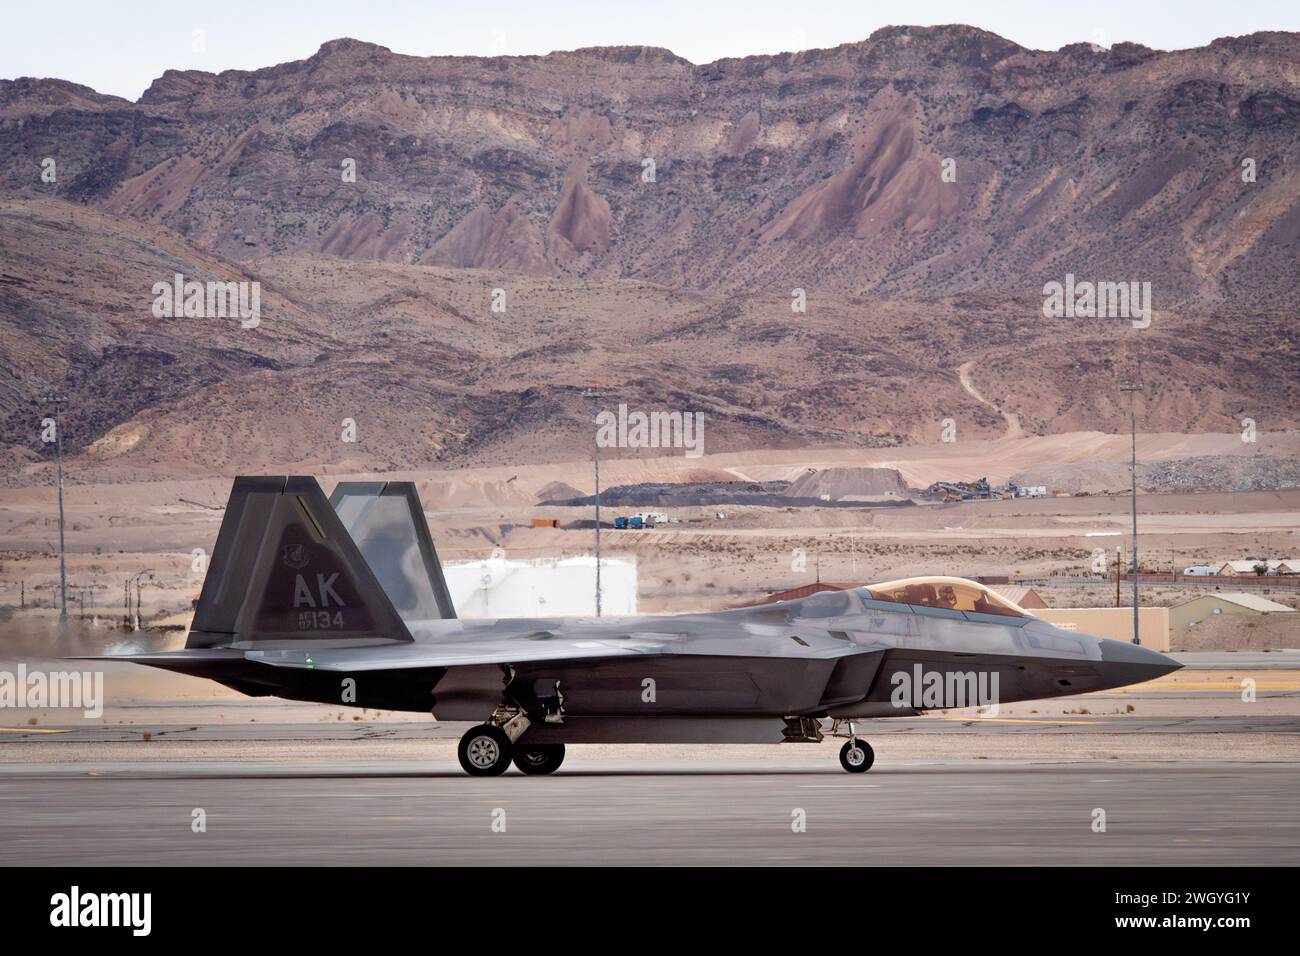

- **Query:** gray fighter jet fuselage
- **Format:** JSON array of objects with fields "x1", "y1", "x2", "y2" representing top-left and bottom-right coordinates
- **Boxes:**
[{"x1": 99, "y1": 477, "x2": 1181, "y2": 775}]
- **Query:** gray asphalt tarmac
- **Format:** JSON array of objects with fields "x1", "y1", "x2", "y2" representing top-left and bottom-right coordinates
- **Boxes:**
[
  {"x1": 2, "y1": 655, "x2": 1295, "y2": 866},
  {"x1": 0, "y1": 759, "x2": 1295, "y2": 865},
  {"x1": 1170, "y1": 651, "x2": 1300, "y2": 669},
  {"x1": 1, "y1": 712, "x2": 1298, "y2": 742}
]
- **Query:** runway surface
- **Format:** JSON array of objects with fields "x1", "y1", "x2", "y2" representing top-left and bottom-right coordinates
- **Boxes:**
[
  {"x1": 1170, "y1": 651, "x2": 1300, "y2": 669},
  {"x1": 0, "y1": 758, "x2": 1296, "y2": 865},
  {"x1": 2, "y1": 711, "x2": 1299, "y2": 742},
  {"x1": 1, "y1": 659, "x2": 1296, "y2": 866}
]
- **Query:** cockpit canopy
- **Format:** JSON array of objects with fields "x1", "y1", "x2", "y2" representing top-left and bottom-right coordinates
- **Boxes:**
[{"x1": 863, "y1": 576, "x2": 1029, "y2": 618}]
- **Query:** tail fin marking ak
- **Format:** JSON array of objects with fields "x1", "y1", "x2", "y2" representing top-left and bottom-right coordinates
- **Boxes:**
[{"x1": 187, "y1": 476, "x2": 413, "y2": 649}]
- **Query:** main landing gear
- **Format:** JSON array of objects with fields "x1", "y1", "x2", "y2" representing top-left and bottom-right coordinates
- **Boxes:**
[
  {"x1": 512, "y1": 744, "x2": 566, "y2": 775},
  {"x1": 458, "y1": 723, "x2": 513, "y2": 776},
  {"x1": 831, "y1": 719, "x2": 875, "y2": 774},
  {"x1": 456, "y1": 706, "x2": 566, "y2": 776}
]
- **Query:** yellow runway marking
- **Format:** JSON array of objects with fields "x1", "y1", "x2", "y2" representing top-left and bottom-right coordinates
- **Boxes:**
[
  {"x1": 1137, "y1": 673, "x2": 1300, "y2": 692},
  {"x1": 1133, "y1": 681, "x2": 1300, "y2": 692},
  {"x1": 0, "y1": 727, "x2": 67, "y2": 734},
  {"x1": 939, "y1": 717, "x2": 1094, "y2": 725}
]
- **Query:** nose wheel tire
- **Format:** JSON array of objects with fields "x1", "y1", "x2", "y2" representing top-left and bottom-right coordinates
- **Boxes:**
[
  {"x1": 512, "y1": 743, "x2": 566, "y2": 775},
  {"x1": 458, "y1": 724, "x2": 513, "y2": 776},
  {"x1": 839, "y1": 738, "x2": 874, "y2": 773}
]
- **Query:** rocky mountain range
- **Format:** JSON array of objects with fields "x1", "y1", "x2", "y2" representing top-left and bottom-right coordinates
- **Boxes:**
[{"x1": 1, "y1": 26, "x2": 1297, "y2": 476}]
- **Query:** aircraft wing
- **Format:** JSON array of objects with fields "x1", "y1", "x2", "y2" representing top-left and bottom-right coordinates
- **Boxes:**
[
  {"x1": 246, "y1": 634, "x2": 670, "y2": 671},
  {"x1": 82, "y1": 624, "x2": 871, "y2": 677},
  {"x1": 75, "y1": 634, "x2": 669, "y2": 676}
]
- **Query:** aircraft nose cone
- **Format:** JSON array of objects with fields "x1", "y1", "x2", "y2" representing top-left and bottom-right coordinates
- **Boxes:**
[{"x1": 1098, "y1": 638, "x2": 1182, "y2": 686}]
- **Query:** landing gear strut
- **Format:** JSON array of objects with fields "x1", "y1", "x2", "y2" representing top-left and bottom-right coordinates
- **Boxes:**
[{"x1": 831, "y1": 720, "x2": 875, "y2": 774}]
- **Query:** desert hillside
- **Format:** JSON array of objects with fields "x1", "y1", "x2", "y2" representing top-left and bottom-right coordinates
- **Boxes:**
[
  {"x1": 3, "y1": 27, "x2": 1297, "y2": 303},
  {"x1": 1, "y1": 26, "x2": 1297, "y2": 477}
]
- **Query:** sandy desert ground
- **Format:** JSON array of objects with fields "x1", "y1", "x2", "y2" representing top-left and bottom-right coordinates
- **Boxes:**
[{"x1": 2, "y1": 430, "x2": 1298, "y2": 636}]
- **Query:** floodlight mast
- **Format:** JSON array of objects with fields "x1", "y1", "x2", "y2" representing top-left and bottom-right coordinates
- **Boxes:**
[
  {"x1": 1119, "y1": 379, "x2": 1143, "y2": 645},
  {"x1": 39, "y1": 391, "x2": 69, "y2": 621},
  {"x1": 585, "y1": 385, "x2": 604, "y2": 618}
]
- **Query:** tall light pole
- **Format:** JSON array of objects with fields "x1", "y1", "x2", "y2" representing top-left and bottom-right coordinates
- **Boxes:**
[
  {"x1": 584, "y1": 385, "x2": 604, "y2": 617},
  {"x1": 1119, "y1": 379, "x2": 1143, "y2": 644},
  {"x1": 40, "y1": 391, "x2": 69, "y2": 620},
  {"x1": 594, "y1": 421, "x2": 602, "y2": 618},
  {"x1": 131, "y1": 570, "x2": 153, "y2": 631}
]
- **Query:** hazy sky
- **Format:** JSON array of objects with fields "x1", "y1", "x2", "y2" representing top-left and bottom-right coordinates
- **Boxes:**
[{"x1": 3, "y1": 0, "x2": 1297, "y2": 101}]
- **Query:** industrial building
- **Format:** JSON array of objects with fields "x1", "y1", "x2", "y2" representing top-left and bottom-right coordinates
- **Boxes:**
[
  {"x1": 988, "y1": 585, "x2": 1048, "y2": 609},
  {"x1": 1034, "y1": 607, "x2": 1171, "y2": 652},
  {"x1": 1169, "y1": 592, "x2": 1297, "y2": 631},
  {"x1": 1217, "y1": 559, "x2": 1300, "y2": 576},
  {"x1": 444, "y1": 555, "x2": 637, "y2": 617}
]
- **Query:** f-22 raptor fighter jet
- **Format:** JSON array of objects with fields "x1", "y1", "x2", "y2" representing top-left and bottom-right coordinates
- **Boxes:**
[{"x1": 103, "y1": 477, "x2": 1180, "y2": 776}]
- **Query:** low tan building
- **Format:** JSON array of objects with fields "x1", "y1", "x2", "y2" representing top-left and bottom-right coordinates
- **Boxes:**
[
  {"x1": 989, "y1": 586, "x2": 1048, "y2": 610},
  {"x1": 1034, "y1": 607, "x2": 1170, "y2": 652},
  {"x1": 1169, "y1": 592, "x2": 1295, "y2": 631},
  {"x1": 1217, "y1": 559, "x2": 1298, "y2": 576}
]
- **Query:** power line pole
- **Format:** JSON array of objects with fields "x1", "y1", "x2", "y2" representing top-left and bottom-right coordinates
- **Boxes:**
[
  {"x1": 1115, "y1": 545, "x2": 1122, "y2": 608},
  {"x1": 131, "y1": 570, "x2": 153, "y2": 631},
  {"x1": 56, "y1": 401, "x2": 67, "y2": 620},
  {"x1": 584, "y1": 385, "x2": 604, "y2": 618},
  {"x1": 1119, "y1": 378, "x2": 1143, "y2": 644},
  {"x1": 594, "y1": 422, "x2": 602, "y2": 618},
  {"x1": 41, "y1": 391, "x2": 69, "y2": 620}
]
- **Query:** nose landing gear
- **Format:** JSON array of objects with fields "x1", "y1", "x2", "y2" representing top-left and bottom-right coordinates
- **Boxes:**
[
  {"x1": 831, "y1": 720, "x2": 875, "y2": 774},
  {"x1": 839, "y1": 738, "x2": 875, "y2": 773}
]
